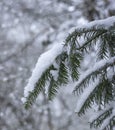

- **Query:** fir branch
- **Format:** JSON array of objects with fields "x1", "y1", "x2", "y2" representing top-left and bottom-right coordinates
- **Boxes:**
[
  {"x1": 24, "y1": 17, "x2": 115, "y2": 129},
  {"x1": 76, "y1": 79, "x2": 100, "y2": 116},
  {"x1": 65, "y1": 27, "x2": 107, "y2": 51},
  {"x1": 77, "y1": 77, "x2": 114, "y2": 116},
  {"x1": 48, "y1": 51, "x2": 69, "y2": 100},
  {"x1": 100, "y1": 115, "x2": 115, "y2": 130},
  {"x1": 48, "y1": 77, "x2": 58, "y2": 100},
  {"x1": 97, "y1": 38, "x2": 108, "y2": 60},
  {"x1": 57, "y1": 61, "x2": 69, "y2": 85},
  {"x1": 78, "y1": 30, "x2": 107, "y2": 51},
  {"x1": 25, "y1": 65, "x2": 54, "y2": 109},
  {"x1": 56, "y1": 51, "x2": 69, "y2": 85},
  {"x1": 90, "y1": 107, "x2": 113, "y2": 129},
  {"x1": 74, "y1": 57, "x2": 115, "y2": 94},
  {"x1": 69, "y1": 52, "x2": 82, "y2": 81}
]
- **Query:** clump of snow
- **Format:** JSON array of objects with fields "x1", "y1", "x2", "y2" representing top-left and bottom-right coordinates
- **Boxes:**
[
  {"x1": 24, "y1": 42, "x2": 63, "y2": 99},
  {"x1": 107, "y1": 67, "x2": 115, "y2": 81},
  {"x1": 75, "y1": 56, "x2": 115, "y2": 113},
  {"x1": 75, "y1": 56, "x2": 115, "y2": 88},
  {"x1": 89, "y1": 105, "x2": 113, "y2": 122},
  {"x1": 77, "y1": 17, "x2": 88, "y2": 26},
  {"x1": 75, "y1": 16, "x2": 115, "y2": 30},
  {"x1": 75, "y1": 79, "x2": 99, "y2": 113},
  {"x1": 100, "y1": 114, "x2": 114, "y2": 130}
]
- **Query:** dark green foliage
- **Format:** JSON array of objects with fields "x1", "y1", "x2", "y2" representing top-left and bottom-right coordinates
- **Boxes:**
[
  {"x1": 48, "y1": 52, "x2": 69, "y2": 100},
  {"x1": 90, "y1": 107, "x2": 115, "y2": 130},
  {"x1": 48, "y1": 77, "x2": 58, "y2": 100},
  {"x1": 69, "y1": 52, "x2": 82, "y2": 81},
  {"x1": 73, "y1": 60, "x2": 115, "y2": 95},
  {"x1": 25, "y1": 65, "x2": 54, "y2": 109},
  {"x1": 98, "y1": 29, "x2": 115, "y2": 60},
  {"x1": 25, "y1": 18, "x2": 115, "y2": 129},
  {"x1": 57, "y1": 61, "x2": 69, "y2": 85},
  {"x1": 56, "y1": 52, "x2": 69, "y2": 85},
  {"x1": 90, "y1": 108, "x2": 113, "y2": 128},
  {"x1": 65, "y1": 27, "x2": 107, "y2": 51},
  {"x1": 77, "y1": 76, "x2": 114, "y2": 116}
]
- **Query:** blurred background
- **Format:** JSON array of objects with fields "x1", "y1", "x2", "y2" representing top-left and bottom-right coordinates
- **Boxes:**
[{"x1": 0, "y1": 0, "x2": 115, "y2": 130}]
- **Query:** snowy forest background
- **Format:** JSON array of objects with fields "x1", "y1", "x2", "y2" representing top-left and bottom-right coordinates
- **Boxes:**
[{"x1": 0, "y1": 0, "x2": 115, "y2": 130}]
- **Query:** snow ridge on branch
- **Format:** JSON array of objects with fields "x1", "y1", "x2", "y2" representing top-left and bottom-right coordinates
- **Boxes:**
[{"x1": 23, "y1": 16, "x2": 115, "y2": 130}]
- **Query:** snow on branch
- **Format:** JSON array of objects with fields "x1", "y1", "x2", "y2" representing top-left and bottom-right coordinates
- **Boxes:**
[
  {"x1": 66, "y1": 16, "x2": 115, "y2": 54},
  {"x1": 100, "y1": 113, "x2": 114, "y2": 130},
  {"x1": 89, "y1": 104, "x2": 114, "y2": 123},
  {"x1": 75, "y1": 79, "x2": 99, "y2": 113},
  {"x1": 23, "y1": 16, "x2": 115, "y2": 115},
  {"x1": 75, "y1": 16, "x2": 115, "y2": 30},
  {"x1": 74, "y1": 56, "x2": 115, "y2": 92},
  {"x1": 24, "y1": 43, "x2": 63, "y2": 98}
]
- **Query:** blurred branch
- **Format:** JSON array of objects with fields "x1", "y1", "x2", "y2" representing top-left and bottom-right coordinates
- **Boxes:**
[{"x1": 0, "y1": 33, "x2": 40, "y2": 64}]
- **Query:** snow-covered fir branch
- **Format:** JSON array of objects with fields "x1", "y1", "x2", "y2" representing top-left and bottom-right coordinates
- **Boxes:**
[
  {"x1": 24, "y1": 43, "x2": 63, "y2": 98},
  {"x1": 23, "y1": 16, "x2": 115, "y2": 130}
]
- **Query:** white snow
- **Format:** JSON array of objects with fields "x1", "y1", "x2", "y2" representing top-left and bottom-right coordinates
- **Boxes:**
[
  {"x1": 89, "y1": 105, "x2": 113, "y2": 122},
  {"x1": 75, "y1": 16, "x2": 115, "y2": 30},
  {"x1": 107, "y1": 67, "x2": 115, "y2": 81},
  {"x1": 74, "y1": 56, "x2": 115, "y2": 88},
  {"x1": 75, "y1": 56, "x2": 115, "y2": 113},
  {"x1": 75, "y1": 79, "x2": 99, "y2": 113},
  {"x1": 100, "y1": 114, "x2": 114, "y2": 130},
  {"x1": 24, "y1": 42, "x2": 63, "y2": 99}
]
